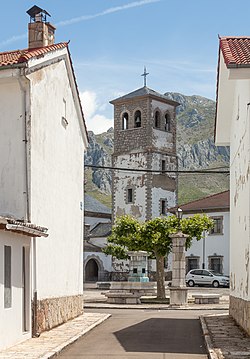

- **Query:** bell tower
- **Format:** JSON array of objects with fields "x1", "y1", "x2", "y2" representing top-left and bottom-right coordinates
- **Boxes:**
[{"x1": 110, "y1": 82, "x2": 179, "y2": 222}]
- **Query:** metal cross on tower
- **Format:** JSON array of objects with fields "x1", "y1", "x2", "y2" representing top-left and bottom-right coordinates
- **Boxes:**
[{"x1": 141, "y1": 66, "x2": 149, "y2": 87}]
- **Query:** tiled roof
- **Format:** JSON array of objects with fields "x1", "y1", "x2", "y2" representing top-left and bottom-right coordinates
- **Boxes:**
[
  {"x1": 0, "y1": 42, "x2": 68, "y2": 67},
  {"x1": 0, "y1": 216, "x2": 48, "y2": 237},
  {"x1": 84, "y1": 195, "x2": 111, "y2": 215},
  {"x1": 90, "y1": 222, "x2": 112, "y2": 238},
  {"x1": 220, "y1": 37, "x2": 250, "y2": 67},
  {"x1": 110, "y1": 86, "x2": 180, "y2": 106},
  {"x1": 170, "y1": 190, "x2": 230, "y2": 213}
]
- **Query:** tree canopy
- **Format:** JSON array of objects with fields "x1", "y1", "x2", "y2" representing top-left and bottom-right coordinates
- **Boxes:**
[{"x1": 103, "y1": 214, "x2": 214, "y2": 259}]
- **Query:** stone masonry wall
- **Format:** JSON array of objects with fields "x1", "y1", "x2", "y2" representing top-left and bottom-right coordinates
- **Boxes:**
[
  {"x1": 230, "y1": 295, "x2": 250, "y2": 335},
  {"x1": 35, "y1": 294, "x2": 83, "y2": 333},
  {"x1": 114, "y1": 98, "x2": 151, "y2": 154}
]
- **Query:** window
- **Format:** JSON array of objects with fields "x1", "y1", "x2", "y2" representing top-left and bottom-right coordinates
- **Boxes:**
[
  {"x1": 122, "y1": 112, "x2": 129, "y2": 130},
  {"x1": 154, "y1": 111, "x2": 160, "y2": 128},
  {"x1": 186, "y1": 256, "x2": 199, "y2": 272},
  {"x1": 4, "y1": 246, "x2": 11, "y2": 308},
  {"x1": 165, "y1": 113, "x2": 171, "y2": 132},
  {"x1": 209, "y1": 256, "x2": 223, "y2": 273},
  {"x1": 160, "y1": 200, "x2": 167, "y2": 215},
  {"x1": 161, "y1": 160, "x2": 166, "y2": 173},
  {"x1": 210, "y1": 217, "x2": 223, "y2": 234},
  {"x1": 127, "y1": 188, "x2": 133, "y2": 203},
  {"x1": 134, "y1": 110, "x2": 141, "y2": 128}
]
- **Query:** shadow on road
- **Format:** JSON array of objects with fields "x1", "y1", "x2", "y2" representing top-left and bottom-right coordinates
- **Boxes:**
[{"x1": 114, "y1": 318, "x2": 206, "y2": 354}]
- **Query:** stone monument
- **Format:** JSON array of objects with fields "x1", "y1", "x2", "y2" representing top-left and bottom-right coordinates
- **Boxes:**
[{"x1": 169, "y1": 231, "x2": 188, "y2": 306}]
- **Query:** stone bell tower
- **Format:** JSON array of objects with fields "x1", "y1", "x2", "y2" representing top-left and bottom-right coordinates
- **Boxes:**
[{"x1": 110, "y1": 73, "x2": 179, "y2": 222}]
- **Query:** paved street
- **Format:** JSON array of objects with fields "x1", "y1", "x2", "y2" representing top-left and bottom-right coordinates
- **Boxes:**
[{"x1": 58, "y1": 308, "x2": 224, "y2": 359}]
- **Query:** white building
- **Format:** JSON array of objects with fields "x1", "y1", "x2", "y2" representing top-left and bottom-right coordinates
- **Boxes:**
[
  {"x1": 169, "y1": 191, "x2": 230, "y2": 275},
  {"x1": 215, "y1": 36, "x2": 250, "y2": 334},
  {"x1": 0, "y1": 6, "x2": 88, "y2": 349}
]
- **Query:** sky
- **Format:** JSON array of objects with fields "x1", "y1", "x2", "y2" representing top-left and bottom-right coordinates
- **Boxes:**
[{"x1": 1, "y1": 1, "x2": 250, "y2": 134}]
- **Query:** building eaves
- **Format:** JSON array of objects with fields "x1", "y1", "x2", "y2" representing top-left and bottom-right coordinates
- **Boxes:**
[
  {"x1": 0, "y1": 216, "x2": 48, "y2": 237},
  {"x1": 220, "y1": 36, "x2": 250, "y2": 68},
  {"x1": 110, "y1": 86, "x2": 180, "y2": 107},
  {"x1": 0, "y1": 42, "x2": 68, "y2": 67},
  {"x1": 170, "y1": 190, "x2": 230, "y2": 214}
]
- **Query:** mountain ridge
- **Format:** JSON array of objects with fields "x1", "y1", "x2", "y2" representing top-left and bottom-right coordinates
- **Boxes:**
[{"x1": 84, "y1": 92, "x2": 229, "y2": 207}]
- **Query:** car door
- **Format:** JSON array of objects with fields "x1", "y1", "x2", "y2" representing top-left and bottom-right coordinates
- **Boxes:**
[
  {"x1": 190, "y1": 269, "x2": 203, "y2": 284},
  {"x1": 201, "y1": 270, "x2": 213, "y2": 285}
]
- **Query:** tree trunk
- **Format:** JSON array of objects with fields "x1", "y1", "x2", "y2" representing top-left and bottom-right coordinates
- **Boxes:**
[{"x1": 155, "y1": 253, "x2": 166, "y2": 299}]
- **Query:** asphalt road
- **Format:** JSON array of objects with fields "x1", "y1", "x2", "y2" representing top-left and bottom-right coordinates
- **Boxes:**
[{"x1": 58, "y1": 308, "x2": 225, "y2": 359}]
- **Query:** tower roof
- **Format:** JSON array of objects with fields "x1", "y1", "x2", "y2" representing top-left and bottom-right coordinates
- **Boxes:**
[{"x1": 110, "y1": 86, "x2": 180, "y2": 106}]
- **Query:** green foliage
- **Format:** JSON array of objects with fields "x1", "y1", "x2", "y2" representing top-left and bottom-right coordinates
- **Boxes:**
[
  {"x1": 181, "y1": 214, "x2": 214, "y2": 249},
  {"x1": 103, "y1": 214, "x2": 214, "y2": 258}
]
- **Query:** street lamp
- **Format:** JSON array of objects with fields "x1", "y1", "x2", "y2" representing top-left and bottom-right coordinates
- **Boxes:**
[{"x1": 176, "y1": 207, "x2": 183, "y2": 229}]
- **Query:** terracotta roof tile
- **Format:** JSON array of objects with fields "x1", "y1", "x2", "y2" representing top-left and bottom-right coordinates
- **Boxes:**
[
  {"x1": 220, "y1": 37, "x2": 250, "y2": 67},
  {"x1": 170, "y1": 190, "x2": 230, "y2": 213},
  {"x1": 0, "y1": 42, "x2": 68, "y2": 67}
]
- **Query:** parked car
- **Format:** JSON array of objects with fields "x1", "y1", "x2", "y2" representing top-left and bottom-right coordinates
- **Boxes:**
[{"x1": 186, "y1": 269, "x2": 229, "y2": 288}]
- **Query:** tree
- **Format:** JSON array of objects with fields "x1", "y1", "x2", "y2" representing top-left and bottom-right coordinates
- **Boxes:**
[{"x1": 103, "y1": 214, "x2": 214, "y2": 299}]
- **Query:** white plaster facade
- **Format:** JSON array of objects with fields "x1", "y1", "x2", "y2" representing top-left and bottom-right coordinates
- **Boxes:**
[
  {"x1": 0, "y1": 232, "x2": 31, "y2": 349},
  {"x1": 0, "y1": 43, "x2": 88, "y2": 349},
  {"x1": 167, "y1": 211, "x2": 230, "y2": 275},
  {"x1": 215, "y1": 37, "x2": 250, "y2": 333}
]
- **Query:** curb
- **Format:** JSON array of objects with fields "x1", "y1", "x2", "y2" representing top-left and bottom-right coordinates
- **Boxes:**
[
  {"x1": 200, "y1": 315, "x2": 224, "y2": 359},
  {"x1": 40, "y1": 314, "x2": 111, "y2": 359},
  {"x1": 84, "y1": 303, "x2": 229, "y2": 311}
]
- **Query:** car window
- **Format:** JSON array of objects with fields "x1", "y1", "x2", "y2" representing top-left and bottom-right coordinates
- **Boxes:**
[
  {"x1": 202, "y1": 270, "x2": 211, "y2": 276},
  {"x1": 192, "y1": 270, "x2": 203, "y2": 275}
]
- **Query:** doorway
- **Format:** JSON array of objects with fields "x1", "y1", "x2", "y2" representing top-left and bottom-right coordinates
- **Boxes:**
[{"x1": 85, "y1": 259, "x2": 99, "y2": 282}]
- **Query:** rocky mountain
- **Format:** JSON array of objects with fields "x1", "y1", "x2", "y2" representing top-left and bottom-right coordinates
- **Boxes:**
[{"x1": 84, "y1": 93, "x2": 229, "y2": 206}]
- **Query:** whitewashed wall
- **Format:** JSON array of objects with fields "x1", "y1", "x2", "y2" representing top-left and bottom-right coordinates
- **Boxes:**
[
  {"x1": 27, "y1": 56, "x2": 85, "y2": 299},
  {"x1": 167, "y1": 211, "x2": 230, "y2": 275},
  {"x1": 113, "y1": 153, "x2": 147, "y2": 220},
  {"x1": 229, "y1": 78, "x2": 250, "y2": 301},
  {"x1": 0, "y1": 232, "x2": 31, "y2": 350},
  {"x1": 0, "y1": 74, "x2": 27, "y2": 220}
]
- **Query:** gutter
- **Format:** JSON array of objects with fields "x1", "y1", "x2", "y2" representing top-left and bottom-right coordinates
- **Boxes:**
[{"x1": 17, "y1": 67, "x2": 40, "y2": 337}]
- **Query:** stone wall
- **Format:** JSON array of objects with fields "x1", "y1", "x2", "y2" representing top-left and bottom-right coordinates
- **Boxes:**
[
  {"x1": 35, "y1": 294, "x2": 83, "y2": 333},
  {"x1": 230, "y1": 295, "x2": 250, "y2": 335}
]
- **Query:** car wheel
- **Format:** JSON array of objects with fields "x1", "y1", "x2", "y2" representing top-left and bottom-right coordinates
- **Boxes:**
[
  {"x1": 188, "y1": 280, "x2": 195, "y2": 287},
  {"x1": 212, "y1": 280, "x2": 219, "y2": 288}
]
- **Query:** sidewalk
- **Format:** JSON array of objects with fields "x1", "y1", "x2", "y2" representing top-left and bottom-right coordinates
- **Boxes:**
[
  {"x1": 201, "y1": 313, "x2": 250, "y2": 359},
  {"x1": 0, "y1": 313, "x2": 111, "y2": 359}
]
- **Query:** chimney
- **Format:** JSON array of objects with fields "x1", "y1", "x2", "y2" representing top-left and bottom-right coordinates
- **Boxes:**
[{"x1": 27, "y1": 6, "x2": 56, "y2": 49}]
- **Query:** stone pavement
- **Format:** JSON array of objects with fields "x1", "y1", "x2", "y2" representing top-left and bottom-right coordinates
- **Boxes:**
[
  {"x1": 201, "y1": 313, "x2": 250, "y2": 359},
  {"x1": 0, "y1": 313, "x2": 111, "y2": 359}
]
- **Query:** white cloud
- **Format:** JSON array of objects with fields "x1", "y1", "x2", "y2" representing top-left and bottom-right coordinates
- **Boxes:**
[
  {"x1": 80, "y1": 91, "x2": 97, "y2": 119},
  {"x1": 80, "y1": 90, "x2": 113, "y2": 134},
  {"x1": 86, "y1": 114, "x2": 113, "y2": 135},
  {"x1": 56, "y1": 0, "x2": 161, "y2": 27}
]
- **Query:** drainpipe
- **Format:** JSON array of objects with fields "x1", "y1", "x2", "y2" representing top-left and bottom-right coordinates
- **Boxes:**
[{"x1": 17, "y1": 69, "x2": 39, "y2": 337}]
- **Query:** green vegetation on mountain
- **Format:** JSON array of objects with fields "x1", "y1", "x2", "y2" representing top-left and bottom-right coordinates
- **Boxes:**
[{"x1": 84, "y1": 93, "x2": 229, "y2": 207}]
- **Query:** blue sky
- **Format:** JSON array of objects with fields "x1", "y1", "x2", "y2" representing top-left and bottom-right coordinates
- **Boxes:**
[{"x1": 1, "y1": 1, "x2": 250, "y2": 133}]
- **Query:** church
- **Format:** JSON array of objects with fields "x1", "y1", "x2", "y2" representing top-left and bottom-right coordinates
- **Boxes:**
[{"x1": 110, "y1": 71, "x2": 179, "y2": 223}]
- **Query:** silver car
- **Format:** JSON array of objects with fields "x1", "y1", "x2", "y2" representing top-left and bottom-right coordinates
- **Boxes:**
[{"x1": 186, "y1": 269, "x2": 229, "y2": 288}]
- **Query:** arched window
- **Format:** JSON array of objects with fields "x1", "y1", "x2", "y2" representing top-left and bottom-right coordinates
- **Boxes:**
[
  {"x1": 154, "y1": 111, "x2": 160, "y2": 128},
  {"x1": 165, "y1": 113, "x2": 171, "y2": 132},
  {"x1": 134, "y1": 110, "x2": 141, "y2": 128},
  {"x1": 122, "y1": 112, "x2": 129, "y2": 130}
]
